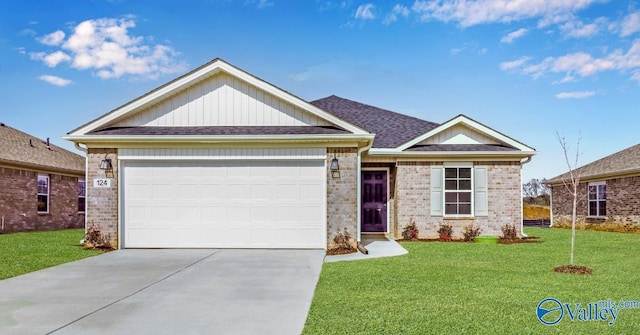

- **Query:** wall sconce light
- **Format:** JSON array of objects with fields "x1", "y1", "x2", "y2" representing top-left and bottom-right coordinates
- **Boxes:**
[
  {"x1": 99, "y1": 158, "x2": 112, "y2": 170},
  {"x1": 330, "y1": 154, "x2": 340, "y2": 178}
]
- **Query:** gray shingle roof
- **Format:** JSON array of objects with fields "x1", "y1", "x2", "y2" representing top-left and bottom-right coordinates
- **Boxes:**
[
  {"x1": 406, "y1": 144, "x2": 518, "y2": 152},
  {"x1": 547, "y1": 143, "x2": 640, "y2": 183},
  {"x1": 89, "y1": 126, "x2": 349, "y2": 136},
  {"x1": 0, "y1": 123, "x2": 84, "y2": 174},
  {"x1": 311, "y1": 95, "x2": 439, "y2": 148}
]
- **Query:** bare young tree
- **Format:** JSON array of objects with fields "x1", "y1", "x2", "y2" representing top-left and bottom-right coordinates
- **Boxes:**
[{"x1": 556, "y1": 132, "x2": 581, "y2": 265}]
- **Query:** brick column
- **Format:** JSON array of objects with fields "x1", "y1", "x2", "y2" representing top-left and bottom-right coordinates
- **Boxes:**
[
  {"x1": 86, "y1": 148, "x2": 119, "y2": 248},
  {"x1": 326, "y1": 148, "x2": 358, "y2": 249}
]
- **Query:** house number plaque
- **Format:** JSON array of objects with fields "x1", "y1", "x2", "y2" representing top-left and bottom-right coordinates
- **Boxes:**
[{"x1": 93, "y1": 178, "x2": 112, "y2": 188}]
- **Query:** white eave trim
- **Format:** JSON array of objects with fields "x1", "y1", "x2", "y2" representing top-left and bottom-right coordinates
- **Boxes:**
[
  {"x1": 368, "y1": 148, "x2": 537, "y2": 158},
  {"x1": 68, "y1": 59, "x2": 369, "y2": 136},
  {"x1": 396, "y1": 115, "x2": 536, "y2": 152},
  {"x1": 63, "y1": 133, "x2": 374, "y2": 144}
]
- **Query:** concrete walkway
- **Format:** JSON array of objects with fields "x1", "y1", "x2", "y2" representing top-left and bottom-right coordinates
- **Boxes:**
[
  {"x1": 0, "y1": 249, "x2": 324, "y2": 335},
  {"x1": 325, "y1": 237, "x2": 408, "y2": 263}
]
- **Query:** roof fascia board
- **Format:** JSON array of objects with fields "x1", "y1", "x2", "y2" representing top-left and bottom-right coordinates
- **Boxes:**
[
  {"x1": 396, "y1": 115, "x2": 535, "y2": 152},
  {"x1": 367, "y1": 149, "x2": 536, "y2": 160},
  {"x1": 546, "y1": 169, "x2": 640, "y2": 186},
  {"x1": 69, "y1": 59, "x2": 368, "y2": 136},
  {"x1": 0, "y1": 160, "x2": 84, "y2": 176},
  {"x1": 63, "y1": 134, "x2": 374, "y2": 148}
]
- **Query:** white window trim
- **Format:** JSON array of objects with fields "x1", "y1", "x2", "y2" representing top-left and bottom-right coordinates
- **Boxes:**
[
  {"x1": 443, "y1": 165, "x2": 474, "y2": 217},
  {"x1": 587, "y1": 181, "x2": 606, "y2": 218},
  {"x1": 78, "y1": 178, "x2": 86, "y2": 213},
  {"x1": 37, "y1": 174, "x2": 50, "y2": 214}
]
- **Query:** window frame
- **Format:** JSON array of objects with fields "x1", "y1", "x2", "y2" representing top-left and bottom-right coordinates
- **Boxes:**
[
  {"x1": 78, "y1": 178, "x2": 86, "y2": 213},
  {"x1": 587, "y1": 181, "x2": 606, "y2": 218},
  {"x1": 37, "y1": 174, "x2": 50, "y2": 213},
  {"x1": 443, "y1": 166, "x2": 474, "y2": 217}
]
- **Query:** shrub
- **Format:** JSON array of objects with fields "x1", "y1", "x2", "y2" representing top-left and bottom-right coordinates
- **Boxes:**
[
  {"x1": 462, "y1": 224, "x2": 481, "y2": 242},
  {"x1": 401, "y1": 219, "x2": 420, "y2": 240},
  {"x1": 438, "y1": 224, "x2": 453, "y2": 241},
  {"x1": 501, "y1": 224, "x2": 518, "y2": 240},
  {"x1": 327, "y1": 228, "x2": 356, "y2": 255},
  {"x1": 84, "y1": 224, "x2": 114, "y2": 251}
]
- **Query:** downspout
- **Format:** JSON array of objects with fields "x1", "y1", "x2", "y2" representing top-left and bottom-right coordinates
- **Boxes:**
[
  {"x1": 548, "y1": 184, "x2": 554, "y2": 228},
  {"x1": 356, "y1": 140, "x2": 374, "y2": 243},
  {"x1": 75, "y1": 142, "x2": 89, "y2": 241},
  {"x1": 520, "y1": 156, "x2": 533, "y2": 237}
]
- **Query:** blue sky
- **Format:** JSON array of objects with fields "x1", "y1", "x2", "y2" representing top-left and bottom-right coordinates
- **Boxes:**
[{"x1": 2, "y1": 0, "x2": 639, "y2": 182}]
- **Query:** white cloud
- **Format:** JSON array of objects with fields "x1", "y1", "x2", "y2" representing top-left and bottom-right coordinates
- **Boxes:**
[
  {"x1": 31, "y1": 17, "x2": 186, "y2": 80},
  {"x1": 355, "y1": 3, "x2": 376, "y2": 20},
  {"x1": 559, "y1": 18, "x2": 607, "y2": 38},
  {"x1": 383, "y1": 4, "x2": 410, "y2": 25},
  {"x1": 555, "y1": 91, "x2": 596, "y2": 99},
  {"x1": 38, "y1": 75, "x2": 72, "y2": 87},
  {"x1": 499, "y1": 56, "x2": 531, "y2": 71},
  {"x1": 501, "y1": 28, "x2": 528, "y2": 44},
  {"x1": 621, "y1": 12, "x2": 640, "y2": 37},
  {"x1": 411, "y1": 0, "x2": 596, "y2": 27},
  {"x1": 32, "y1": 50, "x2": 72, "y2": 67},
  {"x1": 508, "y1": 39, "x2": 640, "y2": 82},
  {"x1": 37, "y1": 30, "x2": 65, "y2": 46}
]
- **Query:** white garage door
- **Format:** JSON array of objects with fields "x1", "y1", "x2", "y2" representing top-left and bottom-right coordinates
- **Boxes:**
[{"x1": 122, "y1": 160, "x2": 326, "y2": 248}]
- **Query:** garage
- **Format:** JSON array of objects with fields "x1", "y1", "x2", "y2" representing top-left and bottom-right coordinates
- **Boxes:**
[{"x1": 121, "y1": 154, "x2": 326, "y2": 248}]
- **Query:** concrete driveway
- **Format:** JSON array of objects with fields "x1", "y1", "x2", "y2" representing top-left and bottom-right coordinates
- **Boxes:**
[{"x1": 0, "y1": 249, "x2": 325, "y2": 335}]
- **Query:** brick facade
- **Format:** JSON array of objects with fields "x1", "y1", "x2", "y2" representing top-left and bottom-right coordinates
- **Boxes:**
[
  {"x1": 0, "y1": 166, "x2": 84, "y2": 233},
  {"x1": 326, "y1": 147, "x2": 358, "y2": 249},
  {"x1": 395, "y1": 161, "x2": 523, "y2": 239},
  {"x1": 86, "y1": 149, "x2": 119, "y2": 248},
  {"x1": 551, "y1": 175, "x2": 640, "y2": 227}
]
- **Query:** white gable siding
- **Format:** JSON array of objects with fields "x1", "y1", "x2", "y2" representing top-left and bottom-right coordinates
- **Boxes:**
[
  {"x1": 420, "y1": 124, "x2": 499, "y2": 145},
  {"x1": 114, "y1": 73, "x2": 331, "y2": 127}
]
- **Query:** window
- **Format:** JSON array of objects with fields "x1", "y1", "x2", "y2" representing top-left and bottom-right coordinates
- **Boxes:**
[
  {"x1": 444, "y1": 167, "x2": 472, "y2": 215},
  {"x1": 78, "y1": 179, "x2": 86, "y2": 213},
  {"x1": 588, "y1": 182, "x2": 606, "y2": 217},
  {"x1": 37, "y1": 174, "x2": 49, "y2": 213}
]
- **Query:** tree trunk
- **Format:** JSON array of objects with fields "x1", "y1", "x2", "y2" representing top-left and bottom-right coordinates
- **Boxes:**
[{"x1": 571, "y1": 184, "x2": 577, "y2": 265}]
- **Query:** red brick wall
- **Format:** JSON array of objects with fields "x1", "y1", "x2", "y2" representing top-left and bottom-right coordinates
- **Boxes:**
[
  {"x1": 552, "y1": 176, "x2": 640, "y2": 226},
  {"x1": 0, "y1": 166, "x2": 84, "y2": 232}
]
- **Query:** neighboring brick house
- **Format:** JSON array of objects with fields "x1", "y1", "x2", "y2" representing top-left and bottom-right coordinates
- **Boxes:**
[
  {"x1": 0, "y1": 123, "x2": 85, "y2": 232},
  {"x1": 547, "y1": 143, "x2": 640, "y2": 228},
  {"x1": 64, "y1": 58, "x2": 536, "y2": 249}
]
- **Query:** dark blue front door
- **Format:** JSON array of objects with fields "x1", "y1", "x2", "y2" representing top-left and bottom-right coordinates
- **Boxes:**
[{"x1": 361, "y1": 171, "x2": 387, "y2": 233}]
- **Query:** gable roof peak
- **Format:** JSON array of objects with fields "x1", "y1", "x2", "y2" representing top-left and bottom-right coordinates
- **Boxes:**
[{"x1": 311, "y1": 95, "x2": 440, "y2": 148}]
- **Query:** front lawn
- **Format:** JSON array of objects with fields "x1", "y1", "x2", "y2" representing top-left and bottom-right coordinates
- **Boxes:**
[
  {"x1": 304, "y1": 228, "x2": 640, "y2": 334},
  {"x1": 0, "y1": 229, "x2": 102, "y2": 280}
]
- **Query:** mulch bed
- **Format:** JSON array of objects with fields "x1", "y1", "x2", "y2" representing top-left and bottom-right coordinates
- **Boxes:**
[
  {"x1": 326, "y1": 248, "x2": 357, "y2": 255},
  {"x1": 397, "y1": 236, "x2": 543, "y2": 244},
  {"x1": 498, "y1": 236, "x2": 542, "y2": 244},
  {"x1": 554, "y1": 264, "x2": 593, "y2": 275}
]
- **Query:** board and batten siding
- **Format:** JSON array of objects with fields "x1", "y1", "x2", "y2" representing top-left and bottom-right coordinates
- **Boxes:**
[
  {"x1": 118, "y1": 148, "x2": 327, "y2": 161},
  {"x1": 114, "y1": 73, "x2": 331, "y2": 127},
  {"x1": 421, "y1": 124, "x2": 499, "y2": 145}
]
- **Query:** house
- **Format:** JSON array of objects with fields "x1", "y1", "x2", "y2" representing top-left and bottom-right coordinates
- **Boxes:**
[
  {"x1": 64, "y1": 58, "x2": 536, "y2": 249},
  {"x1": 0, "y1": 123, "x2": 85, "y2": 232},
  {"x1": 546, "y1": 143, "x2": 640, "y2": 228}
]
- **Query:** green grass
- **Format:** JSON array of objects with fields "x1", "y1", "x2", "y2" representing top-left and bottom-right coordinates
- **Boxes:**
[
  {"x1": 304, "y1": 228, "x2": 640, "y2": 334},
  {"x1": 0, "y1": 229, "x2": 102, "y2": 280}
]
